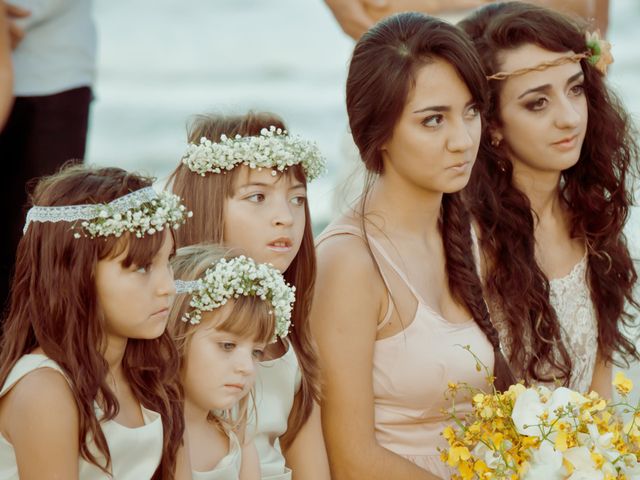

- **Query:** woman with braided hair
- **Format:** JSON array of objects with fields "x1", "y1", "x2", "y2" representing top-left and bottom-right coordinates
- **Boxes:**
[
  {"x1": 460, "y1": 2, "x2": 639, "y2": 396},
  {"x1": 310, "y1": 12, "x2": 514, "y2": 480}
]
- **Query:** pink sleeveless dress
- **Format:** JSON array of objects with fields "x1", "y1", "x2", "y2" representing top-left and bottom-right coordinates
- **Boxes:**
[{"x1": 317, "y1": 224, "x2": 494, "y2": 479}]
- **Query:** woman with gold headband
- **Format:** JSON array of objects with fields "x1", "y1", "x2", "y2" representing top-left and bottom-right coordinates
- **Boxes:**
[{"x1": 459, "y1": 2, "x2": 638, "y2": 397}]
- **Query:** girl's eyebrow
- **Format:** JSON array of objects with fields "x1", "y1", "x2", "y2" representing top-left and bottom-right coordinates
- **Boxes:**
[
  {"x1": 237, "y1": 182, "x2": 274, "y2": 189},
  {"x1": 517, "y1": 71, "x2": 584, "y2": 99},
  {"x1": 412, "y1": 98, "x2": 475, "y2": 114}
]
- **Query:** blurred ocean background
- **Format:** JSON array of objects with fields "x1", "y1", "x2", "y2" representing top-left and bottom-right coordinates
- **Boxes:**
[{"x1": 86, "y1": 0, "x2": 640, "y2": 395}]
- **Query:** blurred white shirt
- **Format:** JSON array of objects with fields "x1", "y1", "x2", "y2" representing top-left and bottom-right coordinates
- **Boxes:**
[{"x1": 11, "y1": 0, "x2": 96, "y2": 96}]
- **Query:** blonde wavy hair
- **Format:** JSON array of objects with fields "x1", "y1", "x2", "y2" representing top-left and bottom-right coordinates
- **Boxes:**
[{"x1": 168, "y1": 243, "x2": 276, "y2": 431}]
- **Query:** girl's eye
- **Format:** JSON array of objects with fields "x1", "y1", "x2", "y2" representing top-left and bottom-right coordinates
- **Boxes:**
[
  {"x1": 135, "y1": 265, "x2": 150, "y2": 274},
  {"x1": 219, "y1": 342, "x2": 235, "y2": 352},
  {"x1": 252, "y1": 348, "x2": 265, "y2": 361},
  {"x1": 290, "y1": 195, "x2": 306, "y2": 206},
  {"x1": 246, "y1": 193, "x2": 265, "y2": 203},
  {"x1": 422, "y1": 114, "x2": 444, "y2": 128},
  {"x1": 526, "y1": 97, "x2": 548, "y2": 111},
  {"x1": 466, "y1": 104, "x2": 480, "y2": 119},
  {"x1": 569, "y1": 84, "x2": 585, "y2": 96}
]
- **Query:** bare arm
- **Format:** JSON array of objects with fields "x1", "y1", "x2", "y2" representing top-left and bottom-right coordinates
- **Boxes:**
[
  {"x1": 324, "y1": 0, "x2": 387, "y2": 39},
  {"x1": 8, "y1": 0, "x2": 67, "y2": 30},
  {"x1": 0, "y1": 1, "x2": 13, "y2": 127},
  {"x1": 239, "y1": 440, "x2": 261, "y2": 480},
  {"x1": 329, "y1": 0, "x2": 609, "y2": 39},
  {"x1": 2, "y1": 368, "x2": 80, "y2": 479},
  {"x1": 173, "y1": 438, "x2": 193, "y2": 480},
  {"x1": 282, "y1": 400, "x2": 331, "y2": 480},
  {"x1": 589, "y1": 349, "x2": 613, "y2": 399},
  {"x1": 4, "y1": 2, "x2": 30, "y2": 49},
  {"x1": 527, "y1": 0, "x2": 609, "y2": 35},
  {"x1": 310, "y1": 236, "x2": 441, "y2": 480},
  {"x1": 594, "y1": 0, "x2": 609, "y2": 36}
]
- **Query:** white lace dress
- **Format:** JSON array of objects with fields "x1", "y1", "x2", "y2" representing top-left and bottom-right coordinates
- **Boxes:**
[{"x1": 493, "y1": 254, "x2": 599, "y2": 392}]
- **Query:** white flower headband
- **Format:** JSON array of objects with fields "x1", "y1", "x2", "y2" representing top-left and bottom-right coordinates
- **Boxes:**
[
  {"x1": 23, "y1": 187, "x2": 193, "y2": 238},
  {"x1": 181, "y1": 126, "x2": 327, "y2": 181},
  {"x1": 175, "y1": 255, "x2": 295, "y2": 342}
]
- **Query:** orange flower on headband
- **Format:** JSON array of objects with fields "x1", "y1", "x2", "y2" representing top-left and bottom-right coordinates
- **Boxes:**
[{"x1": 585, "y1": 30, "x2": 613, "y2": 75}]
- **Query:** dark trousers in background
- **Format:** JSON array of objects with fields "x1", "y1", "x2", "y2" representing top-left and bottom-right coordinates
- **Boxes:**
[{"x1": 0, "y1": 86, "x2": 92, "y2": 322}]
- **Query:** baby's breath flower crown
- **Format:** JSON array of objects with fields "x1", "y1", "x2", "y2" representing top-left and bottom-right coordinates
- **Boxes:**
[
  {"x1": 181, "y1": 126, "x2": 327, "y2": 181},
  {"x1": 23, "y1": 187, "x2": 193, "y2": 239},
  {"x1": 175, "y1": 255, "x2": 295, "y2": 342}
]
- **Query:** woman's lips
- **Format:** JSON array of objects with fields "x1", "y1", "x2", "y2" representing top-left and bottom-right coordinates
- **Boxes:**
[
  {"x1": 551, "y1": 134, "x2": 579, "y2": 151},
  {"x1": 267, "y1": 238, "x2": 292, "y2": 252}
]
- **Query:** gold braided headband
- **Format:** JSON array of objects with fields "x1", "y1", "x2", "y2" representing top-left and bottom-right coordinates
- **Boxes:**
[{"x1": 486, "y1": 52, "x2": 589, "y2": 81}]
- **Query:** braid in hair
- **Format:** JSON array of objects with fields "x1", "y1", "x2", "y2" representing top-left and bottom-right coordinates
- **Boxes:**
[{"x1": 441, "y1": 193, "x2": 515, "y2": 391}]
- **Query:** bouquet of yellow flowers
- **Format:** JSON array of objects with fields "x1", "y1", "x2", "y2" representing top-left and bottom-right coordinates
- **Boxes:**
[{"x1": 441, "y1": 351, "x2": 640, "y2": 479}]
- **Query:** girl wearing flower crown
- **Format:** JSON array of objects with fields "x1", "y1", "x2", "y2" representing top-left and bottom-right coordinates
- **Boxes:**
[
  {"x1": 169, "y1": 245, "x2": 297, "y2": 480},
  {"x1": 0, "y1": 164, "x2": 192, "y2": 479},
  {"x1": 459, "y1": 2, "x2": 638, "y2": 396},
  {"x1": 168, "y1": 112, "x2": 329, "y2": 480},
  {"x1": 311, "y1": 12, "x2": 515, "y2": 479}
]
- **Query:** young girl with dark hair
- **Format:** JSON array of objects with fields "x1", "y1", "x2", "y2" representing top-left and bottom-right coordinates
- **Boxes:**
[
  {"x1": 168, "y1": 113, "x2": 329, "y2": 480},
  {"x1": 311, "y1": 12, "x2": 514, "y2": 480},
  {"x1": 0, "y1": 164, "x2": 192, "y2": 479},
  {"x1": 460, "y1": 2, "x2": 639, "y2": 396}
]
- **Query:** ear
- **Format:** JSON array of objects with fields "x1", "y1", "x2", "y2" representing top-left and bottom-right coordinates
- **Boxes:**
[
  {"x1": 488, "y1": 122, "x2": 503, "y2": 141},
  {"x1": 488, "y1": 124, "x2": 504, "y2": 147}
]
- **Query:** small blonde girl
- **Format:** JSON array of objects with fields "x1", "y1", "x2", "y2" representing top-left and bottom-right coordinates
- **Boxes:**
[{"x1": 169, "y1": 244, "x2": 296, "y2": 480}]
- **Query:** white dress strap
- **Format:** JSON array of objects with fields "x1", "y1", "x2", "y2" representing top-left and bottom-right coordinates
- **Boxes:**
[
  {"x1": 0, "y1": 354, "x2": 164, "y2": 480},
  {"x1": 0, "y1": 354, "x2": 68, "y2": 397},
  {"x1": 192, "y1": 430, "x2": 242, "y2": 480}
]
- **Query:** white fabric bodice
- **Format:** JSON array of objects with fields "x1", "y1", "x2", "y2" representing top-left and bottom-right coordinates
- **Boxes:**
[
  {"x1": 246, "y1": 341, "x2": 301, "y2": 480},
  {"x1": 493, "y1": 254, "x2": 599, "y2": 392},
  {"x1": 0, "y1": 354, "x2": 163, "y2": 480},
  {"x1": 192, "y1": 430, "x2": 242, "y2": 480}
]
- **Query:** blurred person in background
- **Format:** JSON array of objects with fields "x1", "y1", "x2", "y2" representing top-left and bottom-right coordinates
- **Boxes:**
[
  {"x1": 0, "y1": 0, "x2": 96, "y2": 322},
  {"x1": 0, "y1": 1, "x2": 29, "y2": 128},
  {"x1": 325, "y1": 0, "x2": 609, "y2": 39}
]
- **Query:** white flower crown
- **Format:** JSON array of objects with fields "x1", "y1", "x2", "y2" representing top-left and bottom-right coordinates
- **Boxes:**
[
  {"x1": 24, "y1": 187, "x2": 193, "y2": 239},
  {"x1": 181, "y1": 126, "x2": 327, "y2": 181},
  {"x1": 175, "y1": 255, "x2": 295, "y2": 342}
]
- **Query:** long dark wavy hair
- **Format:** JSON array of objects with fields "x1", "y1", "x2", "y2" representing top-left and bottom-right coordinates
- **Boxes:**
[
  {"x1": 460, "y1": 2, "x2": 640, "y2": 384},
  {"x1": 167, "y1": 112, "x2": 320, "y2": 448},
  {"x1": 0, "y1": 164, "x2": 184, "y2": 479},
  {"x1": 346, "y1": 12, "x2": 515, "y2": 390}
]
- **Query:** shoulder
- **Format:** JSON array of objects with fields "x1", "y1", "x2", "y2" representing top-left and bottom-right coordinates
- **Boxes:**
[
  {"x1": 312, "y1": 234, "x2": 385, "y2": 344},
  {"x1": 315, "y1": 231, "x2": 385, "y2": 307},
  {"x1": 316, "y1": 226, "x2": 377, "y2": 279},
  {"x1": 2, "y1": 366, "x2": 79, "y2": 443},
  {"x1": 0, "y1": 366, "x2": 81, "y2": 478}
]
